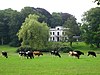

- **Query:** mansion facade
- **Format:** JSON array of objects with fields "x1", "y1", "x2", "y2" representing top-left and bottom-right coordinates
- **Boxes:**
[{"x1": 49, "y1": 26, "x2": 68, "y2": 42}]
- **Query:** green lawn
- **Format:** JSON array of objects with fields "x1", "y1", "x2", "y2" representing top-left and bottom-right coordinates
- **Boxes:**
[
  {"x1": 0, "y1": 53, "x2": 100, "y2": 75},
  {"x1": 0, "y1": 43, "x2": 100, "y2": 75}
]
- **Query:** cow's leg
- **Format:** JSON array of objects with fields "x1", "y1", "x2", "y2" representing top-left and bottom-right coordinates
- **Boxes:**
[
  {"x1": 38, "y1": 54, "x2": 40, "y2": 57},
  {"x1": 87, "y1": 53, "x2": 90, "y2": 56},
  {"x1": 77, "y1": 55, "x2": 80, "y2": 59},
  {"x1": 26, "y1": 56, "x2": 29, "y2": 59},
  {"x1": 94, "y1": 53, "x2": 96, "y2": 57},
  {"x1": 94, "y1": 54, "x2": 96, "y2": 57},
  {"x1": 30, "y1": 56, "x2": 32, "y2": 59},
  {"x1": 58, "y1": 54, "x2": 61, "y2": 58},
  {"x1": 5, "y1": 55, "x2": 8, "y2": 58}
]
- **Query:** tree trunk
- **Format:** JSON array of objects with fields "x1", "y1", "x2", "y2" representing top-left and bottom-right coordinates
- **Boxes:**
[
  {"x1": 96, "y1": 43, "x2": 100, "y2": 48},
  {"x1": 1, "y1": 37, "x2": 4, "y2": 45},
  {"x1": 70, "y1": 41, "x2": 72, "y2": 47}
]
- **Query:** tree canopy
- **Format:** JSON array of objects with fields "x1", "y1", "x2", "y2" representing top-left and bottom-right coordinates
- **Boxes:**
[
  {"x1": 63, "y1": 16, "x2": 80, "y2": 47},
  {"x1": 0, "y1": 6, "x2": 78, "y2": 47},
  {"x1": 82, "y1": 7, "x2": 100, "y2": 48},
  {"x1": 17, "y1": 14, "x2": 49, "y2": 49}
]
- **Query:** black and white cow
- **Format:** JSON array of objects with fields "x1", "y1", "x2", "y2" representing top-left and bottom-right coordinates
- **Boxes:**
[
  {"x1": 1, "y1": 51, "x2": 8, "y2": 58},
  {"x1": 69, "y1": 51, "x2": 80, "y2": 59},
  {"x1": 51, "y1": 50, "x2": 61, "y2": 58},
  {"x1": 26, "y1": 51, "x2": 34, "y2": 59},
  {"x1": 88, "y1": 51, "x2": 96, "y2": 57},
  {"x1": 19, "y1": 51, "x2": 25, "y2": 57},
  {"x1": 69, "y1": 50, "x2": 84, "y2": 59},
  {"x1": 19, "y1": 51, "x2": 34, "y2": 59}
]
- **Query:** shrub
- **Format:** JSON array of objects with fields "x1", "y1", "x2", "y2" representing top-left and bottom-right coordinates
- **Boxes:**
[
  {"x1": 16, "y1": 45, "x2": 33, "y2": 53},
  {"x1": 59, "y1": 46, "x2": 73, "y2": 53}
]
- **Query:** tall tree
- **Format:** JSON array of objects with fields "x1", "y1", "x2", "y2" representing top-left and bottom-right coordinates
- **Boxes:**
[
  {"x1": 60, "y1": 13, "x2": 73, "y2": 25},
  {"x1": 50, "y1": 12, "x2": 63, "y2": 27},
  {"x1": 64, "y1": 16, "x2": 80, "y2": 47},
  {"x1": 20, "y1": 7, "x2": 50, "y2": 24},
  {"x1": 17, "y1": 14, "x2": 49, "y2": 49},
  {"x1": 36, "y1": 8, "x2": 52, "y2": 25},
  {"x1": 82, "y1": 7, "x2": 100, "y2": 48},
  {"x1": 0, "y1": 10, "x2": 9, "y2": 45},
  {"x1": 3, "y1": 8, "x2": 22, "y2": 46}
]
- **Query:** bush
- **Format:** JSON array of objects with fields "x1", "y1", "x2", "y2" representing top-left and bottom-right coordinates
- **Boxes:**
[
  {"x1": 16, "y1": 45, "x2": 33, "y2": 53},
  {"x1": 59, "y1": 46, "x2": 73, "y2": 53},
  {"x1": 9, "y1": 41, "x2": 21, "y2": 47}
]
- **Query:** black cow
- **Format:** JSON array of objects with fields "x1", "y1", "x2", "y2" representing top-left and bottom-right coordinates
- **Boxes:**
[
  {"x1": 51, "y1": 50, "x2": 61, "y2": 58},
  {"x1": 88, "y1": 51, "x2": 96, "y2": 57},
  {"x1": 1, "y1": 51, "x2": 8, "y2": 58},
  {"x1": 26, "y1": 51, "x2": 34, "y2": 59}
]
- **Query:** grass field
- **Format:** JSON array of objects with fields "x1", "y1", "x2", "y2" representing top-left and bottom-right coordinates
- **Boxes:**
[{"x1": 0, "y1": 43, "x2": 100, "y2": 75}]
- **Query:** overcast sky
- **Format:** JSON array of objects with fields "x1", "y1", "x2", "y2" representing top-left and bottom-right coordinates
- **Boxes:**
[{"x1": 0, "y1": 0, "x2": 98, "y2": 22}]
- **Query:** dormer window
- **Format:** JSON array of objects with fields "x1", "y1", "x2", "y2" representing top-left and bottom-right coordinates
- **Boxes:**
[{"x1": 57, "y1": 28, "x2": 59, "y2": 30}]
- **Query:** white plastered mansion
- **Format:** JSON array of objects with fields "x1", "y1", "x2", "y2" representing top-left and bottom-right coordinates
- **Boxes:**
[{"x1": 49, "y1": 26, "x2": 68, "y2": 42}]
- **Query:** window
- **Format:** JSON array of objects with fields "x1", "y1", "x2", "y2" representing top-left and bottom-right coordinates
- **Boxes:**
[
  {"x1": 57, "y1": 37, "x2": 59, "y2": 41},
  {"x1": 53, "y1": 37, "x2": 55, "y2": 40},
  {"x1": 50, "y1": 37, "x2": 52, "y2": 41},
  {"x1": 57, "y1": 28, "x2": 59, "y2": 30},
  {"x1": 57, "y1": 32, "x2": 59, "y2": 35},
  {"x1": 50, "y1": 32, "x2": 52, "y2": 35},
  {"x1": 53, "y1": 32, "x2": 55, "y2": 35}
]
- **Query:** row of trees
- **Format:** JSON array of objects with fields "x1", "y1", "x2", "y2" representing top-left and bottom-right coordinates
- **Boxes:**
[
  {"x1": 0, "y1": 6, "x2": 100, "y2": 49},
  {"x1": 0, "y1": 7, "x2": 79, "y2": 47}
]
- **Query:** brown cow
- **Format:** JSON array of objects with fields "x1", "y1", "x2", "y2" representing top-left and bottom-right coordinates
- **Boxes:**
[{"x1": 33, "y1": 51, "x2": 43, "y2": 57}]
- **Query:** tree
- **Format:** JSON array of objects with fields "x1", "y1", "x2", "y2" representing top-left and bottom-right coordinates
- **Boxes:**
[
  {"x1": 17, "y1": 14, "x2": 49, "y2": 49},
  {"x1": 0, "y1": 10, "x2": 9, "y2": 45},
  {"x1": 82, "y1": 7, "x2": 100, "y2": 48},
  {"x1": 36, "y1": 8, "x2": 52, "y2": 25},
  {"x1": 20, "y1": 7, "x2": 50, "y2": 25},
  {"x1": 60, "y1": 13, "x2": 73, "y2": 25},
  {"x1": 3, "y1": 8, "x2": 23, "y2": 46},
  {"x1": 63, "y1": 16, "x2": 80, "y2": 47},
  {"x1": 50, "y1": 12, "x2": 74, "y2": 28},
  {"x1": 50, "y1": 12, "x2": 63, "y2": 27}
]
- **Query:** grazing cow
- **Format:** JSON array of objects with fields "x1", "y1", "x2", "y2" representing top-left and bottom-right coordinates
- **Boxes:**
[
  {"x1": 33, "y1": 51, "x2": 43, "y2": 57},
  {"x1": 26, "y1": 51, "x2": 34, "y2": 59},
  {"x1": 19, "y1": 51, "x2": 34, "y2": 59},
  {"x1": 19, "y1": 51, "x2": 25, "y2": 57},
  {"x1": 69, "y1": 51, "x2": 80, "y2": 59},
  {"x1": 50, "y1": 50, "x2": 61, "y2": 58},
  {"x1": 88, "y1": 51, "x2": 96, "y2": 57},
  {"x1": 1, "y1": 51, "x2": 8, "y2": 58}
]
